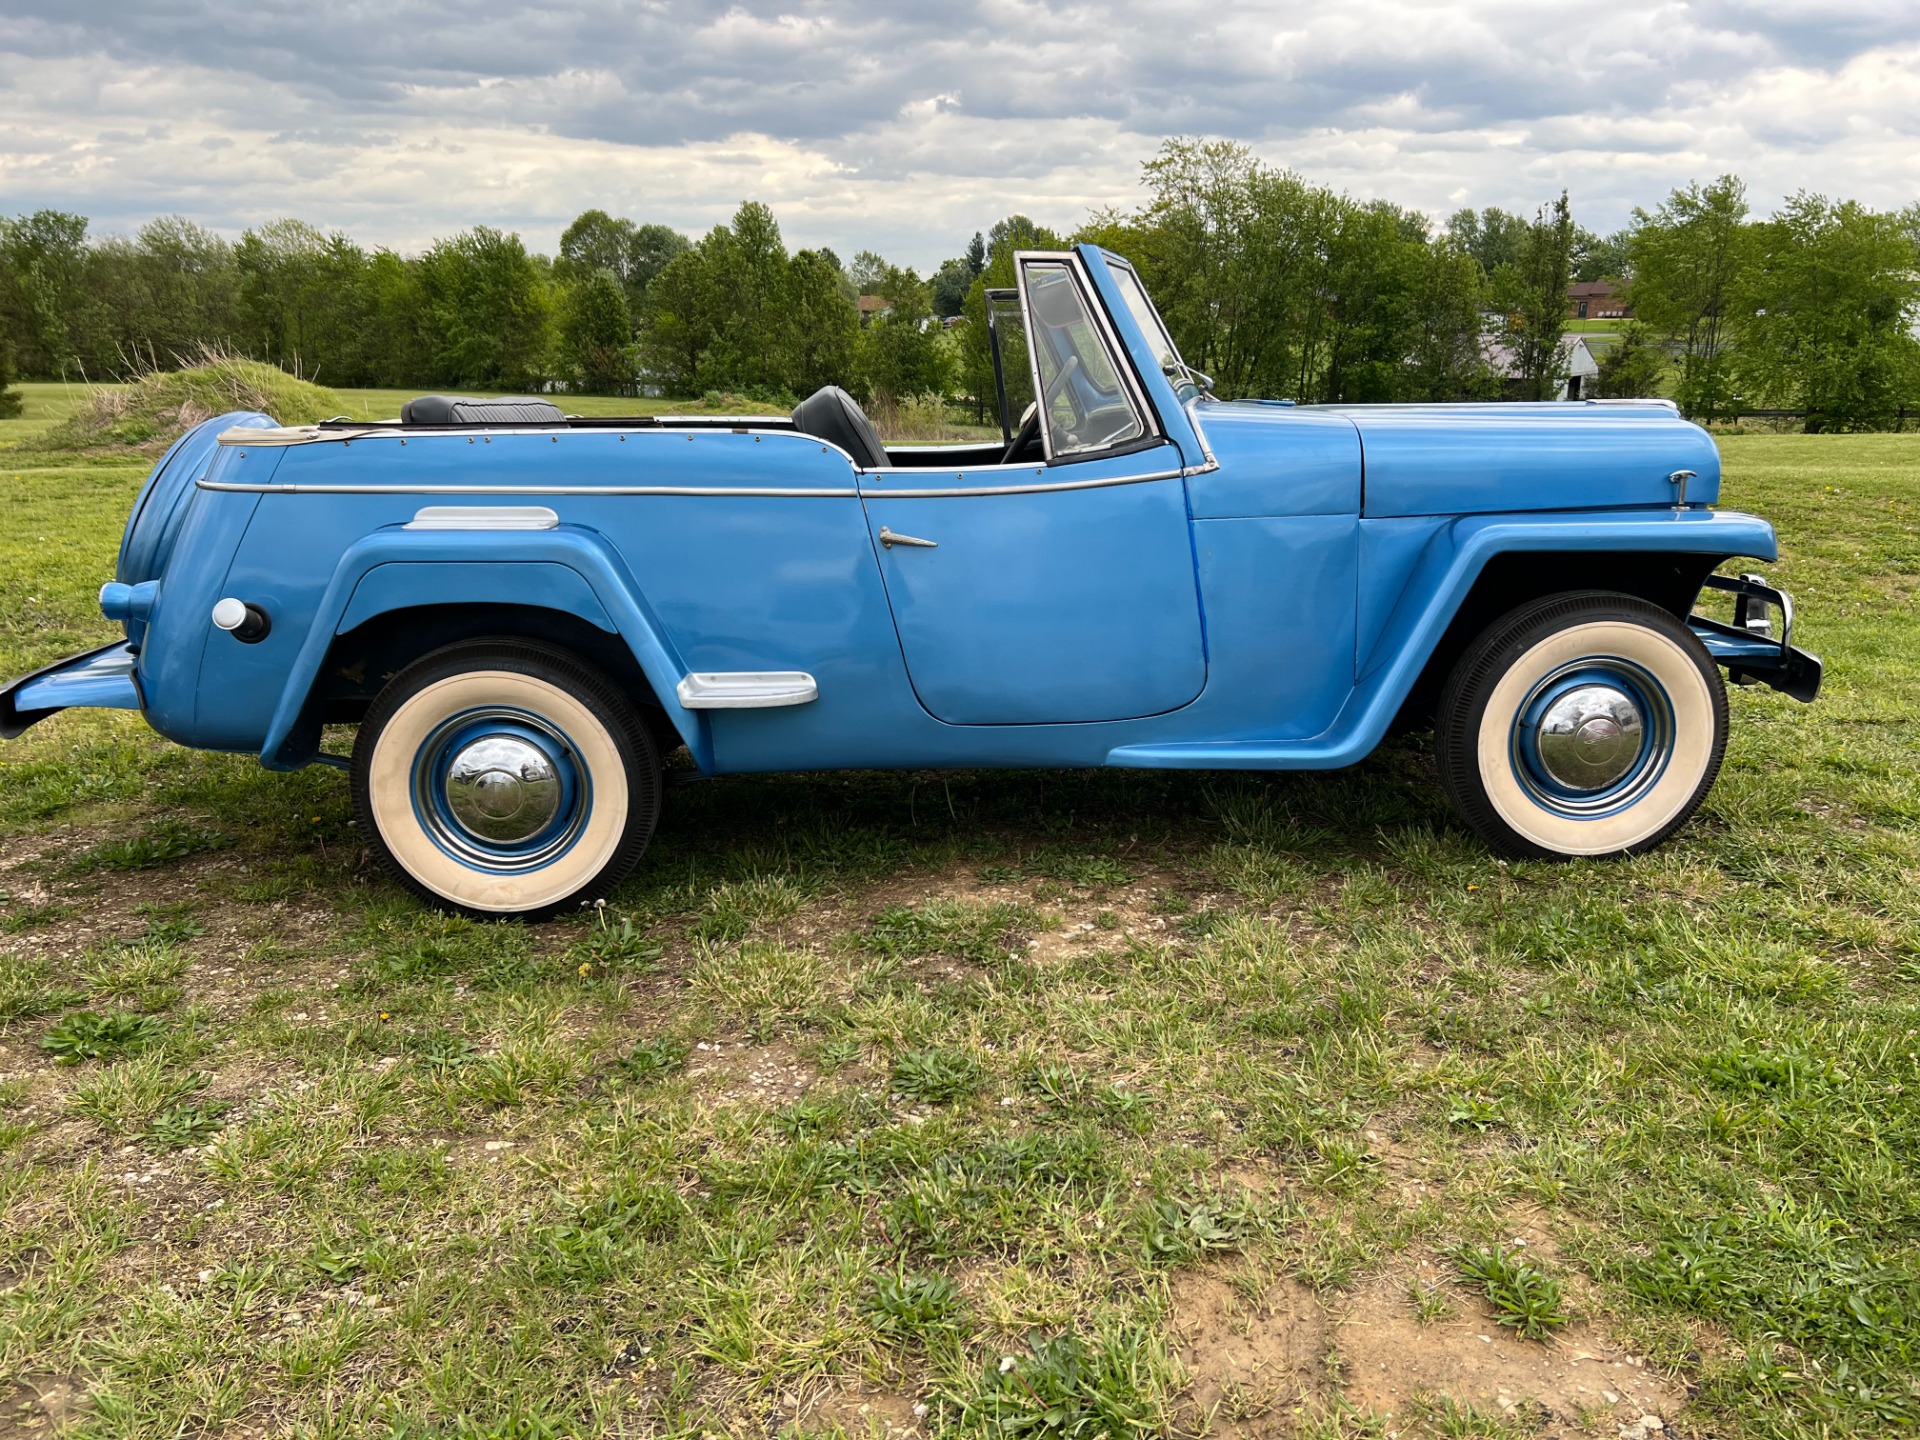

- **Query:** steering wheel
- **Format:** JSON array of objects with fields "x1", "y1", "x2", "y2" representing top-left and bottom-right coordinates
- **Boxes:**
[
  {"x1": 1001, "y1": 403, "x2": 1041, "y2": 463},
  {"x1": 1000, "y1": 354, "x2": 1082, "y2": 464}
]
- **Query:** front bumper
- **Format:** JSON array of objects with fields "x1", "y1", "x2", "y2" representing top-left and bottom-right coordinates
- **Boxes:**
[
  {"x1": 1688, "y1": 573, "x2": 1822, "y2": 703},
  {"x1": 0, "y1": 641, "x2": 143, "y2": 739}
]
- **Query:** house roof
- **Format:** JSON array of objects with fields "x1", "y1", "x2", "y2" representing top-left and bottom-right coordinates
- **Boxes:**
[
  {"x1": 857, "y1": 294, "x2": 892, "y2": 315},
  {"x1": 1568, "y1": 280, "x2": 1624, "y2": 298}
]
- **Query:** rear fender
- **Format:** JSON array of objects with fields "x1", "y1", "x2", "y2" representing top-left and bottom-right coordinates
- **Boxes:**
[{"x1": 258, "y1": 526, "x2": 707, "y2": 771}]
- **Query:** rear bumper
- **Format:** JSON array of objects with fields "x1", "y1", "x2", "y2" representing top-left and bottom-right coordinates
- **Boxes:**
[
  {"x1": 0, "y1": 641, "x2": 143, "y2": 739},
  {"x1": 1689, "y1": 573, "x2": 1822, "y2": 703}
]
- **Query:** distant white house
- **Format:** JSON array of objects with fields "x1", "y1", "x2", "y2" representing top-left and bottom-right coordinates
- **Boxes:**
[
  {"x1": 1559, "y1": 335, "x2": 1601, "y2": 400},
  {"x1": 1483, "y1": 333, "x2": 1602, "y2": 399}
]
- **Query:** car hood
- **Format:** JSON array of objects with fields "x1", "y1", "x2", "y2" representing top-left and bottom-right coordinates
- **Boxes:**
[{"x1": 1192, "y1": 399, "x2": 1721, "y2": 519}]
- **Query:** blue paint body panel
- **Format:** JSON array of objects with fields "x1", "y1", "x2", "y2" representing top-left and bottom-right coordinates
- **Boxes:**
[
  {"x1": 2, "y1": 243, "x2": 1814, "y2": 787},
  {"x1": 860, "y1": 450, "x2": 1206, "y2": 724},
  {"x1": 1332, "y1": 400, "x2": 1724, "y2": 517}
]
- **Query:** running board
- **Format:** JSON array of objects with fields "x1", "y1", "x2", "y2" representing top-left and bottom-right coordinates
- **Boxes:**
[{"x1": 675, "y1": 671, "x2": 818, "y2": 709}]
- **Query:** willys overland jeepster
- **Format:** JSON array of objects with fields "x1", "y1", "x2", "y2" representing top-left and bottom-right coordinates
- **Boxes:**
[{"x1": 1, "y1": 245, "x2": 1820, "y2": 918}]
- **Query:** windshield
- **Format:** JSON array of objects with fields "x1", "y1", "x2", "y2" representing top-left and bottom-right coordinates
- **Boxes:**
[
  {"x1": 985, "y1": 288, "x2": 1037, "y2": 445},
  {"x1": 1020, "y1": 260, "x2": 1146, "y2": 458},
  {"x1": 1107, "y1": 259, "x2": 1205, "y2": 400}
]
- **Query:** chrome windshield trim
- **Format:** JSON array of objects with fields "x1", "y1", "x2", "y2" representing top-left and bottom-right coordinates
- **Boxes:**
[{"x1": 1011, "y1": 250, "x2": 1161, "y2": 465}]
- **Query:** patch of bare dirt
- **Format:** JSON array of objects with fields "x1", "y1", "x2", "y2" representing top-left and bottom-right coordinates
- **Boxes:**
[
  {"x1": 1333, "y1": 1263, "x2": 1686, "y2": 1437},
  {"x1": 1171, "y1": 1268, "x2": 1334, "y2": 1437},
  {"x1": 799, "y1": 1384, "x2": 926, "y2": 1438},
  {"x1": 0, "y1": 1374, "x2": 85, "y2": 1438},
  {"x1": 683, "y1": 1038, "x2": 817, "y2": 1106}
]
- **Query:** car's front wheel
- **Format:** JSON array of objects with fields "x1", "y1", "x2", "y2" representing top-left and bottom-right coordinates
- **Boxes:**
[
  {"x1": 351, "y1": 639, "x2": 661, "y2": 919},
  {"x1": 1435, "y1": 591, "x2": 1727, "y2": 859}
]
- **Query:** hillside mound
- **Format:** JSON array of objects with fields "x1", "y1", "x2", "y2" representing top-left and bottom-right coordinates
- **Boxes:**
[{"x1": 30, "y1": 357, "x2": 342, "y2": 455}]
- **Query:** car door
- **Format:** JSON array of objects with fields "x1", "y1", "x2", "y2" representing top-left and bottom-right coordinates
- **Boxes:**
[{"x1": 858, "y1": 254, "x2": 1207, "y2": 726}]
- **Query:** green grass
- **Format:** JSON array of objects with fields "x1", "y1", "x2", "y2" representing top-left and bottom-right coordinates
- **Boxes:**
[{"x1": 0, "y1": 432, "x2": 1915, "y2": 1437}]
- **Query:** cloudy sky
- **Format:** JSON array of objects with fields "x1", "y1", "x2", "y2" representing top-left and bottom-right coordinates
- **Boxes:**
[{"x1": 3, "y1": 1, "x2": 1917, "y2": 269}]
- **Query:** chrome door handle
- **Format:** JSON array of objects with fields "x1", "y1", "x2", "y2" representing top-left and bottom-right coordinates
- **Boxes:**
[{"x1": 878, "y1": 526, "x2": 938, "y2": 549}]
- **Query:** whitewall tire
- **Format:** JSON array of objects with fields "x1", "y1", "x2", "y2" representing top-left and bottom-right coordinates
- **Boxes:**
[
  {"x1": 351, "y1": 640, "x2": 661, "y2": 919},
  {"x1": 1436, "y1": 591, "x2": 1728, "y2": 860}
]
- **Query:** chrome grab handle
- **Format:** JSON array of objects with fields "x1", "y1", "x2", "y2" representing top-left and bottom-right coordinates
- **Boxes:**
[
  {"x1": 1669, "y1": 469, "x2": 1697, "y2": 511},
  {"x1": 878, "y1": 526, "x2": 937, "y2": 549}
]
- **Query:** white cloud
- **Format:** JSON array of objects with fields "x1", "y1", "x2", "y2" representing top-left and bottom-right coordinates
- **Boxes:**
[{"x1": 1, "y1": 1, "x2": 1916, "y2": 269}]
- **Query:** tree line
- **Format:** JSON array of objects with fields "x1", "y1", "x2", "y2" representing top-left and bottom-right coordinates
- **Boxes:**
[{"x1": 3, "y1": 138, "x2": 1917, "y2": 429}]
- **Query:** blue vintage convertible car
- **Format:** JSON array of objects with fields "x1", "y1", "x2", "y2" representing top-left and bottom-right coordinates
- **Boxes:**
[{"x1": 1, "y1": 246, "x2": 1819, "y2": 917}]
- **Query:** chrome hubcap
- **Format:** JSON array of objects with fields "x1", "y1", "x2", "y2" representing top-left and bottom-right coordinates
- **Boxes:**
[
  {"x1": 1510, "y1": 660, "x2": 1674, "y2": 819},
  {"x1": 445, "y1": 736, "x2": 563, "y2": 844},
  {"x1": 1534, "y1": 684, "x2": 1644, "y2": 792},
  {"x1": 412, "y1": 708, "x2": 588, "y2": 871}
]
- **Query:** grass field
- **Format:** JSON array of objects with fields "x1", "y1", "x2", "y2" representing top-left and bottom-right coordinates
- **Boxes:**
[{"x1": 0, "y1": 389, "x2": 1916, "y2": 1439}]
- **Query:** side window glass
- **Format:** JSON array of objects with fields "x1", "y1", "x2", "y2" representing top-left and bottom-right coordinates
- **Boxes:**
[{"x1": 1020, "y1": 261, "x2": 1147, "y2": 459}]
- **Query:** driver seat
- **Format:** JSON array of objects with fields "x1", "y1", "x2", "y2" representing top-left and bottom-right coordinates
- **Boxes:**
[{"x1": 791, "y1": 386, "x2": 887, "y2": 469}]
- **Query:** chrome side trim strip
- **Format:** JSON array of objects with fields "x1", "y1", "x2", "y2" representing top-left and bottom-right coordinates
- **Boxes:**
[
  {"x1": 864, "y1": 467, "x2": 1183, "y2": 499},
  {"x1": 676, "y1": 671, "x2": 818, "y2": 709},
  {"x1": 198, "y1": 480, "x2": 861, "y2": 498},
  {"x1": 198, "y1": 469, "x2": 1190, "y2": 500},
  {"x1": 404, "y1": 505, "x2": 560, "y2": 531}
]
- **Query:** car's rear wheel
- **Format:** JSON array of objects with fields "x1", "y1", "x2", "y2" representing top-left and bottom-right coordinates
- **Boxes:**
[
  {"x1": 351, "y1": 639, "x2": 661, "y2": 919},
  {"x1": 1435, "y1": 591, "x2": 1727, "y2": 859}
]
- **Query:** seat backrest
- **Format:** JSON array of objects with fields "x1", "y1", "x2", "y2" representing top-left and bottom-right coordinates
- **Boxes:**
[
  {"x1": 401, "y1": 395, "x2": 566, "y2": 425},
  {"x1": 790, "y1": 386, "x2": 887, "y2": 469}
]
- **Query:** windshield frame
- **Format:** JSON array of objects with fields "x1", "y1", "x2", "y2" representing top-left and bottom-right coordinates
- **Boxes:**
[
  {"x1": 1011, "y1": 249, "x2": 1162, "y2": 465},
  {"x1": 1104, "y1": 255, "x2": 1211, "y2": 403}
]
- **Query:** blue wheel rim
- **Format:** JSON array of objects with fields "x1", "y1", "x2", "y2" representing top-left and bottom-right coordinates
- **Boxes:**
[
  {"x1": 1509, "y1": 658, "x2": 1674, "y2": 821},
  {"x1": 409, "y1": 706, "x2": 591, "y2": 873}
]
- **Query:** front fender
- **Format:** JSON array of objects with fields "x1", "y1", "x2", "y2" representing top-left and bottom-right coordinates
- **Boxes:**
[
  {"x1": 258, "y1": 525, "x2": 708, "y2": 771},
  {"x1": 1107, "y1": 506, "x2": 1781, "y2": 769},
  {"x1": 1362, "y1": 507, "x2": 1779, "y2": 682}
]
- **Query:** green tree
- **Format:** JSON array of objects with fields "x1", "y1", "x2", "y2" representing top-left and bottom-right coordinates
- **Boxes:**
[
  {"x1": 1592, "y1": 322, "x2": 1666, "y2": 398},
  {"x1": 701, "y1": 202, "x2": 793, "y2": 393},
  {"x1": 638, "y1": 248, "x2": 714, "y2": 396},
  {"x1": 847, "y1": 250, "x2": 890, "y2": 297},
  {"x1": 1733, "y1": 193, "x2": 1920, "y2": 430},
  {"x1": 556, "y1": 209, "x2": 689, "y2": 317},
  {"x1": 1404, "y1": 239, "x2": 1496, "y2": 401},
  {"x1": 1447, "y1": 206, "x2": 1530, "y2": 276},
  {"x1": 1317, "y1": 200, "x2": 1429, "y2": 403},
  {"x1": 856, "y1": 262, "x2": 950, "y2": 402},
  {"x1": 1492, "y1": 192, "x2": 1576, "y2": 400},
  {"x1": 234, "y1": 220, "x2": 387, "y2": 384},
  {"x1": 360, "y1": 249, "x2": 429, "y2": 387},
  {"x1": 1128, "y1": 138, "x2": 1340, "y2": 399},
  {"x1": 929, "y1": 256, "x2": 976, "y2": 318},
  {"x1": 783, "y1": 249, "x2": 859, "y2": 397},
  {"x1": 0, "y1": 327, "x2": 22, "y2": 418},
  {"x1": 558, "y1": 268, "x2": 637, "y2": 394},
  {"x1": 1573, "y1": 226, "x2": 1631, "y2": 284},
  {"x1": 1627, "y1": 176, "x2": 1750, "y2": 422},
  {"x1": 416, "y1": 227, "x2": 556, "y2": 390},
  {"x1": 0, "y1": 210, "x2": 93, "y2": 377},
  {"x1": 628, "y1": 224, "x2": 691, "y2": 298}
]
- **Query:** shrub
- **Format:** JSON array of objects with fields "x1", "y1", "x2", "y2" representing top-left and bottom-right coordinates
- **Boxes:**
[
  {"x1": 1453, "y1": 1243, "x2": 1569, "y2": 1339},
  {"x1": 32, "y1": 349, "x2": 342, "y2": 454},
  {"x1": 0, "y1": 336, "x2": 22, "y2": 420},
  {"x1": 41, "y1": 1010, "x2": 168, "y2": 1064}
]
